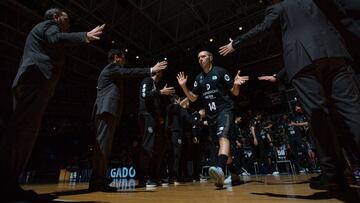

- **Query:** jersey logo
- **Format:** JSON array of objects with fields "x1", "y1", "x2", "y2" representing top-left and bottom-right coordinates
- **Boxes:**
[
  {"x1": 142, "y1": 84, "x2": 146, "y2": 97},
  {"x1": 206, "y1": 84, "x2": 211, "y2": 90},
  {"x1": 224, "y1": 74, "x2": 230, "y2": 81},
  {"x1": 193, "y1": 81, "x2": 198, "y2": 87},
  {"x1": 212, "y1": 75, "x2": 217, "y2": 80}
]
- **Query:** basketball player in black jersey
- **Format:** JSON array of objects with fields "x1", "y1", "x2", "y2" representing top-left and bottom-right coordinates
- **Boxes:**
[{"x1": 176, "y1": 50, "x2": 249, "y2": 188}]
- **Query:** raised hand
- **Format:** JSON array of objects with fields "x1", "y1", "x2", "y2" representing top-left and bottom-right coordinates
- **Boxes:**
[
  {"x1": 160, "y1": 84, "x2": 175, "y2": 95},
  {"x1": 258, "y1": 75, "x2": 277, "y2": 83},
  {"x1": 86, "y1": 24, "x2": 105, "y2": 41},
  {"x1": 152, "y1": 61, "x2": 168, "y2": 73},
  {"x1": 176, "y1": 72, "x2": 188, "y2": 87},
  {"x1": 219, "y1": 38, "x2": 235, "y2": 56},
  {"x1": 234, "y1": 70, "x2": 249, "y2": 86}
]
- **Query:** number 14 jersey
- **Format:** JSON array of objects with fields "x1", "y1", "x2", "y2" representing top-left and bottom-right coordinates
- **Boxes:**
[{"x1": 192, "y1": 66, "x2": 234, "y2": 123}]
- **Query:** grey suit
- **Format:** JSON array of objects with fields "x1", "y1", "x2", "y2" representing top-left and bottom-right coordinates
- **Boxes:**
[
  {"x1": 231, "y1": 0, "x2": 360, "y2": 179},
  {"x1": 0, "y1": 20, "x2": 87, "y2": 191},
  {"x1": 91, "y1": 63, "x2": 151, "y2": 186}
]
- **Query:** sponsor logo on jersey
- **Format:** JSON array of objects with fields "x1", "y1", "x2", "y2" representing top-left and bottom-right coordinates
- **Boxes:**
[
  {"x1": 224, "y1": 74, "x2": 230, "y2": 81},
  {"x1": 206, "y1": 84, "x2": 211, "y2": 90}
]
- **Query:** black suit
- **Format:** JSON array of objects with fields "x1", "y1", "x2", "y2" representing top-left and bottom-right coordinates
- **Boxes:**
[
  {"x1": 232, "y1": 0, "x2": 360, "y2": 178},
  {"x1": 0, "y1": 20, "x2": 86, "y2": 193},
  {"x1": 91, "y1": 63, "x2": 151, "y2": 186}
]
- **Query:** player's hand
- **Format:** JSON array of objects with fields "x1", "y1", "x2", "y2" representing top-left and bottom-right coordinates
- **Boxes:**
[
  {"x1": 234, "y1": 70, "x2": 249, "y2": 86},
  {"x1": 176, "y1": 72, "x2": 188, "y2": 87},
  {"x1": 160, "y1": 84, "x2": 175, "y2": 95}
]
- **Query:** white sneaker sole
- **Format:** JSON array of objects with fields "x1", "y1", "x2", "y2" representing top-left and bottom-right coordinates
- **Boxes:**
[{"x1": 209, "y1": 168, "x2": 224, "y2": 188}]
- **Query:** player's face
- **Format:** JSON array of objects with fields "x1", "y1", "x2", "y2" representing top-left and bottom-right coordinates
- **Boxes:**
[{"x1": 198, "y1": 51, "x2": 212, "y2": 68}]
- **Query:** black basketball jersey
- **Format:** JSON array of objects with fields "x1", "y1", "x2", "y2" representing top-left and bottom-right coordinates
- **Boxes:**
[{"x1": 192, "y1": 66, "x2": 234, "y2": 121}]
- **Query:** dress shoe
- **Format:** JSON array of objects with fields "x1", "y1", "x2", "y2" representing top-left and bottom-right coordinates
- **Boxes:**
[{"x1": 310, "y1": 174, "x2": 350, "y2": 191}]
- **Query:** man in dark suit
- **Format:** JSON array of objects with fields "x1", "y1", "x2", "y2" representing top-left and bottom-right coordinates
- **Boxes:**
[
  {"x1": 0, "y1": 8, "x2": 104, "y2": 201},
  {"x1": 219, "y1": 0, "x2": 360, "y2": 190},
  {"x1": 90, "y1": 49, "x2": 168, "y2": 191}
]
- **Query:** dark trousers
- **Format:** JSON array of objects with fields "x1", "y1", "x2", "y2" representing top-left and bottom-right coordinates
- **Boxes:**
[
  {"x1": 0, "y1": 67, "x2": 52, "y2": 189},
  {"x1": 190, "y1": 141, "x2": 202, "y2": 179},
  {"x1": 169, "y1": 131, "x2": 183, "y2": 180},
  {"x1": 292, "y1": 58, "x2": 360, "y2": 177},
  {"x1": 288, "y1": 136, "x2": 306, "y2": 171},
  {"x1": 90, "y1": 112, "x2": 117, "y2": 185},
  {"x1": 137, "y1": 114, "x2": 165, "y2": 181},
  {"x1": 231, "y1": 145, "x2": 245, "y2": 174}
]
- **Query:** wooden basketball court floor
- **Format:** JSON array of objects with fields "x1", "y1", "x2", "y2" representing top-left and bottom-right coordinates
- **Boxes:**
[{"x1": 22, "y1": 175, "x2": 360, "y2": 203}]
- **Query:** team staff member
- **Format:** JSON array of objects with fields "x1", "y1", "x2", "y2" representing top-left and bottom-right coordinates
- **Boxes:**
[
  {"x1": 220, "y1": 0, "x2": 360, "y2": 190},
  {"x1": 91, "y1": 49, "x2": 167, "y2": 192},
  {"x1": 0, "y1": 8, "x2": 104, "y2": 201}
]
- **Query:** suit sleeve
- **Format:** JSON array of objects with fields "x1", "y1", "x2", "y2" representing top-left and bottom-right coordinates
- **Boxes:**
[
  {"x1": 275, "y1": 68, "x2": 286, "y2": 81},
  {"x1": 44, "y1": 22, "x2": 87, "y2": 45},
  {"x1": 140, "y1": 78, "x2": 160, "y2": 99},
  {"x1": 110, "y1": 66, "x2": 151, "y2": 79},
  {"x1": 232, "y1": 5, "x2": 281, "y2": 50}
]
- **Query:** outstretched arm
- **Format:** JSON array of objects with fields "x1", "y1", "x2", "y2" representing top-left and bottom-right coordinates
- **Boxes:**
[{"x1": 219, "y1": 5, "x2": 281, "y2": 56}]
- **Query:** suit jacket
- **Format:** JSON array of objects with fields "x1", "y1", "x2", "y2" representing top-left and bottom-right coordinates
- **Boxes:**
[
  {"x1": 314, "y1": 0, "x2": 360, "y2": 38},
  {"x1": 95, "y1": 63, "x2": 151, "y2": 117},
  {"x1": 232, "y1": 0, "x2": 351, "y2": 80},
  {"x1": 314, "y1": 0, "x2": 360, "y2": 65},
  {"x1": 13, "y1": 20, "x2": 87, "y2": 90}
]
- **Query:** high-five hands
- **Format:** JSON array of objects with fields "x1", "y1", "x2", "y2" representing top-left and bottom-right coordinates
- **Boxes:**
[
  {"x1": 160, "y1": 84, "x2": 175, "y2": 95},
  {"x1": 86, "y1": 24, "x2": 105, "y2": 41},
  {"x1": 219, "y1": 38, "x2": 235, "y2": 56},
  {"x1": 176, "y1": 72, "x2": 188, "y2": 87},
  {"x1": 234, "y1": 70, "x2": 249, "y2": 86},
  {"x1": 258, "y1": 75, "x2": 277, "y2": 83},
  {"x1": 152, "y1": 61, "x2": 168, "y2": 73}
]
